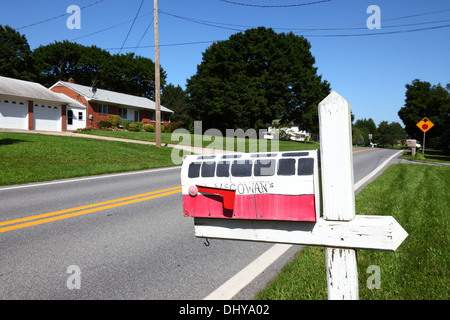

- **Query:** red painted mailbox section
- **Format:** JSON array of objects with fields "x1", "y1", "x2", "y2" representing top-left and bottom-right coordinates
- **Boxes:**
[{"x1": 181, "y1": 151, "x2": 320, "y2": 222}]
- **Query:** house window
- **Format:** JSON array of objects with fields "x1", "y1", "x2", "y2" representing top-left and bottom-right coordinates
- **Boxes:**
[
  {"x1": 118, "y1": 108, "x2": 127, "y2": 119},
  {"x1": 98, "y1": 104, "x2": 108, "y2": 114},
  {"x1": 150, "y1": 111, "x2": 155, "y2": 121},
  {"x1": 67, "y1": 110, "x2": 73, "y2": 125},
  {"x1": 134, "y1": 110, "x2": 139, "y2": 122},
  {"x1": 79, "y1": 112, "x2": 83, "y2": 120}
]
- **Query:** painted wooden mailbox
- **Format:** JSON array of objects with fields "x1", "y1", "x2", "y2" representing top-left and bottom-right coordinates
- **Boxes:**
[
  {"x1": 181, "y1": 151, "x2": 320, "y2": 222},
  {"x1": 182, "y1": 92, "x2": 408, "y2": 300}
]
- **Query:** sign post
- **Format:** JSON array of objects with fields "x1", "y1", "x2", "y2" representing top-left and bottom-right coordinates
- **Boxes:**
[
  {"x1": 318, "y1": 91, "x2": 358, "y2": 299},
  {"x1": 416, "y1": 117, "x2": 434, "y2": 155},
  {"x1": 182, "y1": 91, "x2": 408, "y2": 300}
]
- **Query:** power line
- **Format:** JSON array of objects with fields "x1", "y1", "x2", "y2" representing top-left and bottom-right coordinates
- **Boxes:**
[
  {"x1": 104, "y1": 20, "x2": 450, "y2": 50},
  {"x1": 160, "y1": 8, "x2": 450, "y2": 33},
  {"x1": 105, "y1": 40, "x2": 217, "y2": 51},
  {"x1": 298, "y1": 23, "x2": 450, "y2": 37},
  {"x1": 16, "y1": 0, "x2": 106, "y2": 30},
  {"x1": 70, "y1": 11, "x2": 153, "y2": 41},
  {"x1": 159, "y1": 10, "x2": 245, "y2": 32},
  {"x1": 218, "y1": 0, "x2": 332, "y2": 8},
  {"x1": 118, "y1": 0, "x2": 145, "y2": 54},
  {"x1": 133, "y1": 17, "x2": 154, "y2": 53}
]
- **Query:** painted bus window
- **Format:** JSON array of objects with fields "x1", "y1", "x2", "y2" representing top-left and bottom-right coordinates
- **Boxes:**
[
  {"x1": 216, "y1": 161, "x2": 230, "y2": 177},
  {"x1": 298, "y1": 158, "x2": 314, "y2": 176},
  {"x1": 231, "y1": 160, "x2": 253, "y2": 177},
  {"x1": 254, "y1": 159, "x2": 276, "y2": 177},
  {"x1": 188, "y1": 162, "x2": 201, "y2": 178},
  {"x1": 277, "y1": 158, "x2": 296, "y2": 176},
  {"x1": 201, "y1": 161, "x2": 216, "y2": 178}
]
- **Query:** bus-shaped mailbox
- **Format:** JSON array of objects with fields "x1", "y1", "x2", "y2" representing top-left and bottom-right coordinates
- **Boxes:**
[{"x1": 181, "y1": 151, "x2": 320, "y2": 222}]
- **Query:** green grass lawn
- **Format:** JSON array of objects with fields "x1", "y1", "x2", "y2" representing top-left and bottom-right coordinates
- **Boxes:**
[
  {"x1": 77, "y1": 129, "x2": 320, "y2": 152},
  {"x1": 402, "y1": 149, "x2": 450, "y2": 164},
  {"x1": 255, "y1": 163, "x2": 450, "y2": 300},
  {"x1": 0, "y1": 132, "x2": 177, "y2": 186}
]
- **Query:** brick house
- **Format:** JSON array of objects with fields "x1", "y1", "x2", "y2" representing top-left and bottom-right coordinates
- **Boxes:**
[{"x1": 50, "y1": 78, "x2": 174, "y2": 129}]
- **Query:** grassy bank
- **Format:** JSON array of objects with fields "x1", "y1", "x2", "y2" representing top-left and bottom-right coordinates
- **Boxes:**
[
  {"x1": 255, "y1": 163, "x2": 449, "y2": 300},
  {"x1": 402, "y1": 149, "x2": 450, "y2": 164},
  {"x1": 0, "y1": 132, "x2": 176, "y2": 186}
]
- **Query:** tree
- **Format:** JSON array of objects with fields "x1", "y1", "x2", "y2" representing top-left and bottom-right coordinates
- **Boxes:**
[
  {"x1": 353, "y1": 118, "x2": 377, "y2": 145},
  {"x1": 0, "y1": 25, "x2": 35, "y2": 81},
  {"x1": 398, "y1": 79, "x2": 450, "y2": 148},
  {"x1": 161, "y1": 84, "x2": 191, "y2": 128},
  {"x1": 32, "y1": 41, "x2": 166, "y2": 99},
  {"x1": 33, "y1": 40, "x2": 108, "y2": 88},
  {"x1": 352, "y1": 127, "x2": 365, "y2": 146},
  {"x1": 104, "y1": 53, "x2": 165, "y2": 100},
  {"x1": 186, "y1": 27, "x2": 330, "y2": 133},
  {"x1": 375, "y1": 121, "x2": 406, "y2": 147}
]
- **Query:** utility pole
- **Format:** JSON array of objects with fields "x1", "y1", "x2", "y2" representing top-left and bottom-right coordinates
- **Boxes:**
[{"x1": 154, "y1": 0, "x2": 161, "y2": 147}]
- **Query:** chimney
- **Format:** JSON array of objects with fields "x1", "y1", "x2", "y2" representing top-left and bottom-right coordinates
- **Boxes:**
[{"x1": 68, "y1": 78, "x2": 75, "y2": 83}]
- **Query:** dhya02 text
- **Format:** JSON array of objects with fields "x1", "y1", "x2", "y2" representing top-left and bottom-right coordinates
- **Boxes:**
[{"x1": 179, "y1": 304, "x2": 270, "y2": 317}]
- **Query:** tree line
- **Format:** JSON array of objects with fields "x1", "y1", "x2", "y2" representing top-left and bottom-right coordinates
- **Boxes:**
[
  {"x1": 352, "y1": 118, "x2": 407, "y2": 148},
  {"x1": 0, "y1": 25, "x2": 164, "y2": 100}
]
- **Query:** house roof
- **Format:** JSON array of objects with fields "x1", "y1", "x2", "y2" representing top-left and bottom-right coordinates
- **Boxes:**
[
  {"x1": 0, "y1": 76, "x2": 86, "y2": 109},
  {"x1": 50, "y1": 81, "x2": 174, "y2": 113}
]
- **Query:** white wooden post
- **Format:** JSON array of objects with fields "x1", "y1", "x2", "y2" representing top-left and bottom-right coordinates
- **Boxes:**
[{"x1": 319, "y1": 91, "x2": 359, "y2": 300}]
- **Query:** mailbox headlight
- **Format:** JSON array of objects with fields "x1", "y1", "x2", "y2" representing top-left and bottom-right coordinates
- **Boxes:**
[{"x1": 188, "y1": 185, "x2": 198, "y2": 197}]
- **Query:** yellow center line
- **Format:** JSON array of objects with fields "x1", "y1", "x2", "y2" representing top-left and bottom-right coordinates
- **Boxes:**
[
  {"x1": 0, "y1": 186, "x2": 182, "y2": 233},
  {"x1": 352, "y1": 148, "x2": 378, "y2": 153}
]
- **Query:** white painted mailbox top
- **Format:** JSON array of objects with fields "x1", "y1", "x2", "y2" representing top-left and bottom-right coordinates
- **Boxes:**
[{"x1": 181, "y1": 151, "x2": 320, "y2": 222}]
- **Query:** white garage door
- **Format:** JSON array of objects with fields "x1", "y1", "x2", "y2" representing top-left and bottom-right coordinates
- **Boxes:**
[
  {"x1": 0, "y1": 99, "x2": 28, "y2": 130},
  {"x1": 33, "y1": 103, "x2": 61, "y2": 132}
]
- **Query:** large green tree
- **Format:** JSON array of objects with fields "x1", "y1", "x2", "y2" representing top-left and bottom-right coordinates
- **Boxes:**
[
  {"x1": 186, "y1": 27, "x2": 330, "y2": 133},
  {"x1": 375, "y1": 121, "x2": 406, "y2": 147},
  {"x1": 0, "y1": 25, "x2": 35, "y2": 81},
  {"x1": 33, "y1": 40, "x2": 108, "y2": 88},
  {"x1": 398, "y1": 79, "x2": 449, "y2": 148},
  {"x1": 32, "y1": 41, "x2": 166, "y2": 99},
  {"x1": 353, "y1": 118, "x2": 377, "y2": 145},
  {"x1": 161, "y1": 84, "x2": 191, "y2": 128}
]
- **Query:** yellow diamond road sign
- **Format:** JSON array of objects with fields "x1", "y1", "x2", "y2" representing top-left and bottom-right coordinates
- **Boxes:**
[{"x1": 416, "y1": 117, "x2": 434, "y2": 133}]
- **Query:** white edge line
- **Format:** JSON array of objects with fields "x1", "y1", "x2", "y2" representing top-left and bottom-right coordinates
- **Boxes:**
[
  {"x1": 353, "y1": 150, "x2": 403, "y2": 191},
  {"x1": 203, "y1": 149, "x2": 403, "y2": 300},
  {"x1": 203, "y1": 244, "x2": 294, "y2": 300},
  {"x1": 0, "y1": 166, "x2": 181, "y2": 192}
]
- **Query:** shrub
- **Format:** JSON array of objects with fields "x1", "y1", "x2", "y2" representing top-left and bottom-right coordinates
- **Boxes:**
[
  {"x1": 123, "y1": 120, "x2": 130, "y2": 130},
  {"x1": 166, "y1": 122, "x2": 179, "y2": 133},
  {"x1": 98, "y1": 121, "x2": 112, "y2": 129},
  {"x1": 128, "y1": 122, "x2": 141, "y2": 132},
  {"x1": 107, "y1": 114, "x2": 122, "y2": 128},
  {"x1": 143, "y1": 124, "x2": 155, "y2": 132}
]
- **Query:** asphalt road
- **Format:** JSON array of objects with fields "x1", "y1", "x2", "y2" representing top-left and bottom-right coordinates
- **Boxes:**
[{"x1": 0, "y1": 147, "x2": 402, "y2": 300}]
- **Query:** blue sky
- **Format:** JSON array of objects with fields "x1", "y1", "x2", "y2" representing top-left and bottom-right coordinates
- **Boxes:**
[{"x1": 1, "y1": 0, "x2": 449, "y2": 126}]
